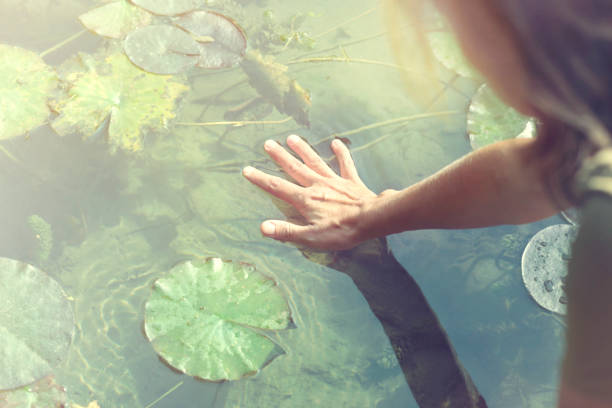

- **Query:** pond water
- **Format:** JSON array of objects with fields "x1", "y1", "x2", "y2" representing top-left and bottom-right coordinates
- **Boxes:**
[{"x1": 0, "y1": 0, "x2": 566, "y2": 407}]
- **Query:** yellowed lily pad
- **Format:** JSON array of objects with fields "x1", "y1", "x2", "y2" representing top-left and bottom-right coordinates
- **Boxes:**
[
  {"x1": 0, "y1": 376, "x2": 66, "y2": 408},
  {"x1": 51, "y1": 52, "x2": 188, "y2": 152},
  {"x1": 78, "y1": 0, "x2": 152, "y2": 39},
  {"x1": 0, "y1": 44, "x2": 57, "y2": 140}
]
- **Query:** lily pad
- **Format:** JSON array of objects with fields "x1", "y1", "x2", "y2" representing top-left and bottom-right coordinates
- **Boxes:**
[
  {"x1": 130, "y1": 0, "x2": 202, "y2": 16},
  {"x1": 241, "y1": 50, "x2": 311, "y2": 127},
  {"x1": 78, "y1": 0, "x2": 152, "y2": 39},
  {"x1": 0, "y1": 376, "x2": 66, "y2": 407},
  {"x1": 428, "y1": 30, "x2": 482, "y2": 80},
  {"x1": 174, "y1": 10, "x2": 247, "y2": 69},
  {"x1": 0, "y1": 258, "x2": 74, "y2": 390},
  {"x1": 144, "y1": 257, "x2": 292, "y2": 381},
  {"x1": 467, "y1": 84, "x2": 534, "y2": 150},
  {"x1": 124, "y1": 24, "x2": 201, "y2": 74},
  {"x1": 521, "y1": 224, "x2": 578, "y2": 315},
  {"x1": 0, "y1": 44, "x2": 57, "y2": 140},
  {"x1": 51, "y1": 52, "x2": 189, "y2": 151}
]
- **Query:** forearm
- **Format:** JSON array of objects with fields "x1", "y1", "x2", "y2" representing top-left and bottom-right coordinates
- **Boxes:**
[{"x1": 362, "y1": 137, "x2": 561, "y2": 238}]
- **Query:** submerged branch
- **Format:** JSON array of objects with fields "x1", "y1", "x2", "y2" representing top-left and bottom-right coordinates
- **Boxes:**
[
  {"x1": 313, "y1": 7, "x2": 377, "y2": 39},
  {"x1": 143, "y1": 381, "x2": 184, "y2": 408}
]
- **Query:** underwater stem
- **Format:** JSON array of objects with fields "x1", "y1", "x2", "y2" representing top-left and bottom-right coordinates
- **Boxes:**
[
  {"x1": 176, "y1": 117, "x2": 292, "y2": 127},
  {"x1": 315, "y1": 110, "x2": 460, "y2": 150},
  {"x1": 143, "y1": 381, "x2": 184, "y2": 408},
  {"x1": 39, "y1": 29, "x2": 87, "y2": 59},
  {"x1": 313, "y1": 7, "x2": 377, "y2": 39}
]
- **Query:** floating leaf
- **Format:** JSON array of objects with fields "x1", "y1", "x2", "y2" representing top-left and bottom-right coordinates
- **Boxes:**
[
  {"x1": 0, "y1": 258, "x2": 74, "y2": 390},
  {"x1": 124, "y1": 24, "x2": 201, "y2": 74},
  {"x1": 78, "y1": 0, "x2": 152, "y2": 39},
  {"x1": 427, "y1": 30, "x2": 482, "y2": 80},
  {"x1": 241, "y1": 50, "x2": 311, "y2": 127},
  {"x1": 467, "y1": 84, "x2": 534, "y2": 150},
  {"x1": 51, "y1": 52, "x2": 189, "y2": 151},
  {"x1": 0, "y1": 376, "x2": 66, "y2": 408},
  {"x1": 130, "y1": 0, "x2": 202, "y2": 16},
  {"x1": 0, "y1": 44, "x2": 57, "y2": 140},
  {"x1": 522, "y1": 224, "x2": 578, "y2": 315},
  {"x1": 174, "y1": 10, "x2": 247, "y2": 69},
  {"x1": 144, "y1": 257, "x2": 292, "y2": 381},
  {"x1": 71, "y1": 401, "x2": 100, "y2": 408}
]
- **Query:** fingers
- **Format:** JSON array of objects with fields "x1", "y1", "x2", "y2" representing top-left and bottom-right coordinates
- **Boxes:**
[
  {"x1": 242, "y1": 166, "x2": 304, "y2": 206},
  {"x1": 260, "y1": 220, "x2": 316, "y2": 246},
  {"x1": 264, "y1": 139, "x2": 321, "y2": 186},
  {"x1": 331, "y1": 138, "x2": 361, "y2": 182},
  {"x1": 286, "y1": 135, "x2": 336, "y2": 178}
]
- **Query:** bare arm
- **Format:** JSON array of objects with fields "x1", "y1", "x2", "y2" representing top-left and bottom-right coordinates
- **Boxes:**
[{"x1": 243, "y1": 134, "x2": 561, "y2": 250}]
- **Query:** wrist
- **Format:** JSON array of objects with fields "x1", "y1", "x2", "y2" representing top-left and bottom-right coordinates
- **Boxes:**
[{"x1": 356, "y1": 188, "x2": 401, "y2": 242}]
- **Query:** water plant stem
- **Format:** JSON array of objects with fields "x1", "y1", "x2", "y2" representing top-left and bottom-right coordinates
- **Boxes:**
[
  {"x1": 40, "y1": 29, "x2": 87, "y2": 59},
  {"x1": 176, "y1": 117, "x2": 292, "y2": 127},
  {"x1": 143, "y1": 381, "x2": 184, "y2": 408},
  {"x1": 316, "y1": 110, "x2": 460, "y2": 146},
  {"x1": 313, "y1": 7, "x2": 377, "y2": 39}
]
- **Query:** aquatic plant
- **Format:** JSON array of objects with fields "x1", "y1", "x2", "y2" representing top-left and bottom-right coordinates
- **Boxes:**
[
  {"x1": 78, "y1": 0, "x2": 152, "y2": 39},
  {"x1": 467, "y1": 84, "x2": 534, "y2": 150},
  {"x1": 0, "y1": 257, "x2": 74, "y2": 390},
  {"x1": 131, "y1": 0, "x2": 203, "y2": 16},
  {"x1": 27, "y1": 214, "x2": 53, "y2": 262},
  {"x1": 240, "y1": 50, "x2": 311, "y2": 127},
  {"x1": 521, "y1": 224, "x2": 577, "y2": 315},
  {"x1": 0, "y1": 375, "x2": 66, "y2": 408},
  {"x1": 144, "y1": 257, "x2": 293, "y2": 381},
  {"x1": 51, "y1": 52, "x2": 189, "y2": 152},
  {"x1": 0, "y1": 44, "x2": 57, "y2": 140}
]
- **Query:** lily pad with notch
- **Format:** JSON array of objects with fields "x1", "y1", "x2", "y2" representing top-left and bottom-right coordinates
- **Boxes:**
[
  {"x1": 173, "y1": 10, "x2": 247, "y2": 69},
  {"x1": 0, "y1": 258, "x2": 74, "y2": 390},
  {"x1": 144, "y1": 257, "x2": 293, "y2": 381},
  {"x1": 51, "y1": 51, "x2": 189, "y2": 151},
  {"x1": 0, "y1": 44, "x2": 57, "y2": 140},
  {"x1": 467, "y1": 83, "x2": 535, "y2": 150},
  {"x1": 522, "y1": 224, "x2": 578, "y2": 315},
  {"x1": 78, "y1": 0, "x2": 152, "y2": 39},
  {"x1": 124, "y1": 24, "x2": 201, "y2": 74}
]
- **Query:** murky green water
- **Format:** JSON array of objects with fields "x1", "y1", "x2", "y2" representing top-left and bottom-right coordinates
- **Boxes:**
[{"x1": 0, "y1": 1, "x2": 565, "y2": 407}]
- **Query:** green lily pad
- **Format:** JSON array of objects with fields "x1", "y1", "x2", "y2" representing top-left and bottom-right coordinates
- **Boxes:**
[
  {"x1": 0, "y1": 44, "x2": 57, "y2": 140},
  {"x1": 174, "y1": 10, "x2": 247, "y2": 69},
  {"x1": 144, "y1": 257, "x2": 293, "y2": 381},
  {"x1": 0, "y1": 376, "x2": 66, "y2": 407},
  {"x1": 51, "y1": 52, "x2": 189, "y2": 151},
  {"x1": 0, "y1": 258, "x2": 74, "y2": 390},
  {"x1": 124, "y1": 24, "x2": 201, "y2": 74},
  {"x1": 467, "y1": 84, "x2": 534, "y2": 150},
  {"x1": 427, "y1": 30, "x2": 482, "y2": 80},
  {"x1": 130, "y1": 0, "x2": 202, "y2": 16},
  {"x1": 78, "y1": 0, "x2": 152, "y2": 39}
]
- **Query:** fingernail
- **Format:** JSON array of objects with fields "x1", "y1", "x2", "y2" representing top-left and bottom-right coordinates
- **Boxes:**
[
  {"x1": 287, "y1": 134, "x2": 300, "y2": 145},
  {"x1": 261, "y1": 221, "x2": 276, "y2": 235},
  {"x1": 331, "y1": 139, "x2": 342, "y2": 148},
  {"x1": 242, "y1": 166, "x2": 254, "y2": 176},
  {"x1": 264, "y1": 140, "x2": 276, "y2": 151}
]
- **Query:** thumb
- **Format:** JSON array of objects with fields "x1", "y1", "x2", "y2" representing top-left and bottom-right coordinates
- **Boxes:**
[{"x1": 261, "y1": 220, "x2": 309, "y2": 243}]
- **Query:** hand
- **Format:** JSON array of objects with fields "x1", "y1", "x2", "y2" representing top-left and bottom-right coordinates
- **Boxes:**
[{"x1": 242, "y1": 134, "x2": 379, "y2": 250}]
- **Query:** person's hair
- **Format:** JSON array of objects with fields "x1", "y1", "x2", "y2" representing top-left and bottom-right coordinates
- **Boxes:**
[
  {"x1": 494, "y1": 0, "x2": 612, "y2": 206},
  {"x1": 389, "y1": 0, "x2": 612, "y2": 206}
]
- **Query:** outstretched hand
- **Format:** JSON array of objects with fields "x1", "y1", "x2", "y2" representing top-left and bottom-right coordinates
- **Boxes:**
[{"x1": 242, "y1": 134, "x2": 382, "y2": 250}]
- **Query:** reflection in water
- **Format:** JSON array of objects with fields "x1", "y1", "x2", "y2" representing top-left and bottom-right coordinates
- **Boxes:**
[{"x1": 304, "y1": 239, "x2": 488, "y2": 407}]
